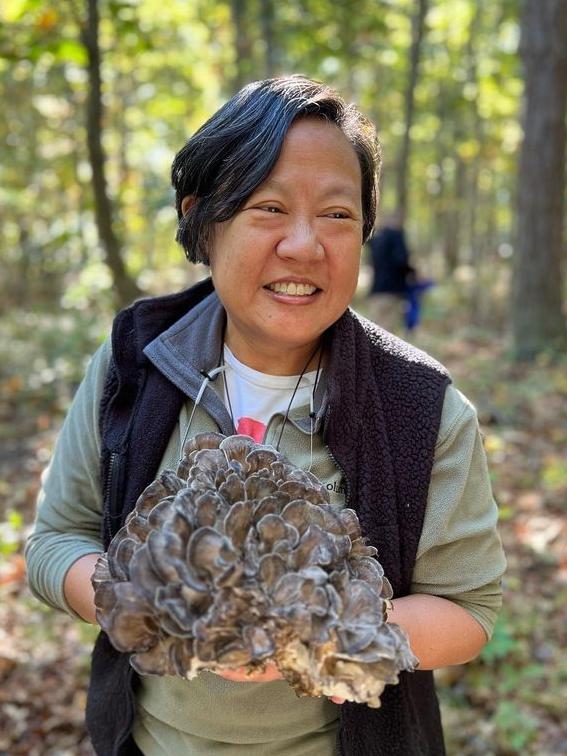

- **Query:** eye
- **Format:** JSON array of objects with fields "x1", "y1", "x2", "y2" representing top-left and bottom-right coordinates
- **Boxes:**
[
  {"x1": 245, "y1": 203, "x2": 284, "y2": 214},
  {"x1": 324, "y1": 211, "x2": 351, "y2": 219},
  {"x1": 260, "y1": 206, "x2": 282, "y2": 214}
]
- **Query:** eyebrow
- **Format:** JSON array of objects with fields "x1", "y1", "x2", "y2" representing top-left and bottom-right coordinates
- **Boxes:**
[{"x1": 259, "y1": 178, "x2": 360, "y2": 202}]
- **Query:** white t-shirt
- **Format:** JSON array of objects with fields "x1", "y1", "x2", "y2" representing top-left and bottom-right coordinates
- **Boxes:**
[{"x1": 222, "y1": 346, "x2": 320, "y2": 443}]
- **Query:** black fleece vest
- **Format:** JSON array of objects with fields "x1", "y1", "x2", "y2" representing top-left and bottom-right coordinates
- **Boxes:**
[{"x1": 87, "y1": 279, "x2": 450, "y2": 756}]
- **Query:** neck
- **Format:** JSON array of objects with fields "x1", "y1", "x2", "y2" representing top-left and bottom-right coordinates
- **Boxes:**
[{"x1": 224, "y1": 326, "x2": 323, "y2": 376}]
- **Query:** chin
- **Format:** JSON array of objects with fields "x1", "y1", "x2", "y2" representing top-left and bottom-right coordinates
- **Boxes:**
[{"x1": 263, "y1": 328, "x2": 321, "y2": 352}]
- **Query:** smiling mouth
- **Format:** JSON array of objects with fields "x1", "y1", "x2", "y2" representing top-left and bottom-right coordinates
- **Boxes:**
[{"x1": 266, "y1": 282, "x2": 319, "y2": 296}]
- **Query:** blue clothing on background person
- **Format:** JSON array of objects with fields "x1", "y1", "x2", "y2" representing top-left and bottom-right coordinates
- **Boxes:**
[
  {"x1": 405, "y1": 278, "x2": 435, "y2": 331},
  {"x1": 369, "y1": 225, "x2": 414, "y2": 295}
]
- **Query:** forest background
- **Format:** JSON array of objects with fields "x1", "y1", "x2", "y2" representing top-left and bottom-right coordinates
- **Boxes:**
[{"x1": 0, "y1": 0, "x2": 566, "y2": 754}]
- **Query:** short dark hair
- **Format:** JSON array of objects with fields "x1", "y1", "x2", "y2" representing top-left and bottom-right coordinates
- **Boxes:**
[{"x1": 171, "y1": 75, "x2": 381, "y2": 264}]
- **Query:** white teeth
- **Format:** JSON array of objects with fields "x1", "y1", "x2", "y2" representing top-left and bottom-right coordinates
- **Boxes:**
[{"x1": 268, "y1": 282, "x2": 316, "y2": 296}]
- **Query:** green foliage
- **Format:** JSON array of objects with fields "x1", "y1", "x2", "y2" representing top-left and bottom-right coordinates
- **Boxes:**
[
  {"x1": 542, "y1": 456, "x2": 567, "y2": 491},
  {"x1": 0, "y1": 510, "x2": 24, "y2": 556},
  {"x1": 0, "y1": 308, "x2": 110, "y2": 428},
  {"x1": 493, "y1": 700, "x2": 538, "y2": 751},
  {"x1": 480, "y1": 613, "x2": 518, "y2": 662}
]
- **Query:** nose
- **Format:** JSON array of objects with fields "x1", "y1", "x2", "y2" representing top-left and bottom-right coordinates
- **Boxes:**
[{"x1": 275, "y1": 217, "x2": 323, "y2": 261}]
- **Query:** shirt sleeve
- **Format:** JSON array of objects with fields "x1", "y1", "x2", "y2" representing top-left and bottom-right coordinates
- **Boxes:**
[
  {"x1": 24, "y1": 340, "x2": 111, "y2": 618},
  {"x1": 411, "y1": 384, "x2": 506, "y2": 639}
]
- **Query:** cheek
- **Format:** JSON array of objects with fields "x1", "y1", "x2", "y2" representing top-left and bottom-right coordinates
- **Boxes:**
[
  {"x1": 209, "y1": 262, "x2": 237, "y2": 310},
  {"x1": 334, "y1": 251, "x2": 361, "y2": 291},
  {"x1": 210, "y1": 254, "x2": 259, "y2": 304},
  {"x1": 335, "y1": 268, "x2": 360, "y2": 308}
]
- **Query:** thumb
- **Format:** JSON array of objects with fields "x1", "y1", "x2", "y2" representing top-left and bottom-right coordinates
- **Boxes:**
[{"x1": 330, "y1": 696, "x2": 346, "y2": 705}]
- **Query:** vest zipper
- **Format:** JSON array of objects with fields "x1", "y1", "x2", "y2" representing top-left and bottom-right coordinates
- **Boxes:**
[
  {"x1": 326, "y1": 407, "x2": 350, "y2": 756},
  {"x1": 324, "y1": 443, "x2": 351, "y2": 509},
  {"x1": 104, "y1": 451, "x2": 125, "y2": 539},
  {"x1": 323, "y1": 406, "x2": 351, "y2": 508},
  {"x1": 104, "y1": 451, "x2": 117, "y2": 504}
]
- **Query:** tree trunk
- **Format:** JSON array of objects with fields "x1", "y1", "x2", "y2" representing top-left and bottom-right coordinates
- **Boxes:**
[
  {"x1": 230, "y1": 0, "x2": 254, "y2": 92},
  {"x1": 471, "y1": 195, "x2": 497, "y2": 327},
  {"x1": 463, "y1": 3, "x2": 485, "y2": 319},
  {"x1": 338, "y1": 5, "x2": 357, "y2": 96},
  {"x1": 463, "y1": 3, "x2": 483, "y2": 270},
  {"x1": 16, "y1": 224, "x2": 32, "y2": 303},
  {"x1": 80, "y1": 0, "x2": 142, "y2": 309},
  {"x1": 395, "y1": 0, "x2": 429, "y2": 220},
  {"x1": 512, "y1": 0, "x2": 567, "y2": 360},
  {"x1": 260, "y1": 0, "x2": 276, "y2": 78},
  {"x1": 443, "y1": 157, "x2": 465, "y2": 276}
]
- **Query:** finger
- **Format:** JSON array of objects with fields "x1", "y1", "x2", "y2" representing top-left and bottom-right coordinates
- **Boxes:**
[
  {"x1": 216, "y1": 666, "x2": 281, "y2": 682},
  {"x1": 330, "y1": 696, "x2": 346, "y2": 704}
]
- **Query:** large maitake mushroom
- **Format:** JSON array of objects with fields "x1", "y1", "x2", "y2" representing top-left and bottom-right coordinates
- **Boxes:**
[{"x1": 93, "y1": 433, "x2": 417, "y2": 707}]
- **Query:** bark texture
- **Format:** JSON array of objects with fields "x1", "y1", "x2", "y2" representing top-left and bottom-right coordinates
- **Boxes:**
[
  {"x1": 230, "y1": 0, "x2": 253, "y2": 92},
  {"x1": 81, "y1": 0, "x2": 142, "y2": 308},
  {"x1": 396, "y1": 0, "x2": 429, "y2": 220},
  {"x1": 260, "y1": 0, "x2": 276, "y2": 77},
  {"x1": 513, "y1": 0, "x2": 567, "y2": 360}
]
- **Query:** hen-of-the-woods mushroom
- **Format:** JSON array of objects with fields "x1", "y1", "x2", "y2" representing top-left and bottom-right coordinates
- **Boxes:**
[{"x1": 92, "y1": 433, "x2": 418, "y2": 707}]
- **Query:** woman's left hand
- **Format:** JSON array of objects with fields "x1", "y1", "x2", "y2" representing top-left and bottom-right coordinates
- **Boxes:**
[
  {"x1": 215, "y1": 662, "x2": 284, "y2": 683},
  {"x1": 215, "y1": 664, "x2": 347, "y2": 705}
]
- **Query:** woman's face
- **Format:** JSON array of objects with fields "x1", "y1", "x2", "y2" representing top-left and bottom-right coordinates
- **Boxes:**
[{"x1": 208, "y1": 117, "x2": 364, "y2": 374}]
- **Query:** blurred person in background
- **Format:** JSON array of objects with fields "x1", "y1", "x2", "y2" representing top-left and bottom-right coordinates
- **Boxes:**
[{"x1": 367, "y1": 211, "x2": 417, "y2": 335}]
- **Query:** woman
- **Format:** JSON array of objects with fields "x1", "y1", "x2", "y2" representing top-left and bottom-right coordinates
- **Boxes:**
[{"x1": 26, "y1": 76, "x2": 505, "y2": 756}]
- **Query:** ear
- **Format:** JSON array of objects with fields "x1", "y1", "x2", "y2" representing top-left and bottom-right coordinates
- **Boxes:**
[{"x1": 181, "y1": 195, "x2": 197, "y2": 217}]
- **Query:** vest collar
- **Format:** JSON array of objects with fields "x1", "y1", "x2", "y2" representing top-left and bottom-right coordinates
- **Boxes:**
[
  {"x1": 143, "y1": 287, "x2": 331, "y2": 435},
  {"x1": 143, "y1": 290, "x2": 225, "y2": 398}
]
